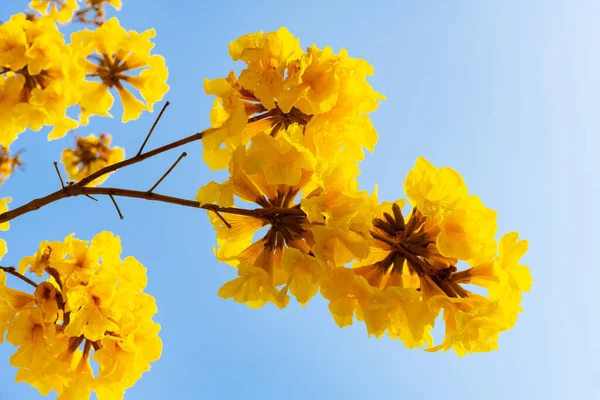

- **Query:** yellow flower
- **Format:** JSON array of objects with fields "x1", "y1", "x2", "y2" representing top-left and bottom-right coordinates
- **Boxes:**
[
  {"x1": 487, "y1": 232, "x2": 532, "y2": 322},
  {"x1": 0, "y1": 231, "x2": 160, "y2": 397},
  {"x1": 0, "y1": 14, "x2": 80, "y2": 145},
  {"x1": 61, "y1": 133, "x2": 125, "y2": 186},
  {"x1": 201, "y1": 132, "x2": 325, "y2": 307},
  {"x1": 30, "y1": 0, "x2": 80, "y2": 24},
  {"x1": 19, "y1": 239, "x2": 67, "y2": 277},
  {"x1": 73, "y1": 0, "x2": 122, "y2": 25},
  {"x1": 201, "y1": 74, "x2": 249, "y2": 170},
  {"x1": 404, "y1": 157, "x2": 498, "y2": 264},
  {"x1": 94, "y1": 294, "x2": 161, "y2": 389},
  {"x1": 230, "y1": 27, "x2": 303, "y2": 111},
  {"x1": 72, "y1": 17, "x2": 169, "y2": 124},
  {"x1": 314, "y1": 156, "x2": 529, "y2": 353},
  {"x1": 404, "y1": 156, "x2": 468, "y2": 221},
  {"x1": 427, "y1": 296, "x2": 511, "y2": 356},
  {"x1": 0, "y1": 146, "x2": 24, "y2": 184},
  {"x1": 301, "y1": 160, "x2": 377, "y2": 267},
  {"x1": 0, "y1": 270, "x2": 36, "y2": 343},
  {"x1": 437, "y1": 195, "x2": 498, "y2": 264},
  {"x1": 202, "y1": 27, "x2": 383, "y2": 170},
  {"x1": 7, "y1": 306, "x2": 65, "y2": 378},
  {"x1": 0, "y1": 197, "x2": 11, "y2": 231},
  {"x1": 281, "y1": 248, "x2": 324, "y2": 306},
  {"x1": 218, "y1": 263, "x2": 289, "y2": 309}
]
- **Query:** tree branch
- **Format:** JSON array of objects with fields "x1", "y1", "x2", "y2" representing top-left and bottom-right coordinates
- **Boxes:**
[
  {"x1": 0, "y1": 129, "x2": 209, "y2": 224},
  {"x1": 53, "y1": 162, "x2": 65, "y2": 188},
  {"x1": 109, "y1": 194, "x2": 124, "y2": 220},
  {"x1": 0, "y1": 184, "x2": 306, "y2": 224},
  {"x1": 0, "y1": 266, "x2": 38, "y2": 288},
  {"x1": 137, "y1": 101, "x2": 170, "y2": 156},
  {"x1": 148, "y1": 151, "x2": 186, "y2": 193}
]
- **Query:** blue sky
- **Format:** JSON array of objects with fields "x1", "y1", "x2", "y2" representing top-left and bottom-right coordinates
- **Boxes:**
[{"x1": 1, "y1": 0, "x2": 599, "y2": 399}]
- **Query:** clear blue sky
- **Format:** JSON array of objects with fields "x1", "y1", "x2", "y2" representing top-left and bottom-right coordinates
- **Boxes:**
[{"x1": 1, "y1": 0, "x2": 598, "y2": 399}]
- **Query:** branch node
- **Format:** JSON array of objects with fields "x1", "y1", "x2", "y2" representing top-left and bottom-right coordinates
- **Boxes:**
[
  {"x1": 53, "y1": 161, "x2": 65, "y2": 189},
  {"x1": 147, "y1": 151, "x2": 187, "y2": 193},
  {"x1": 109, "y1": 194, "x2": 124, "y2": 220},
  {"x1": 137, "y1": 100, "x2": 170, "y2": 156}
]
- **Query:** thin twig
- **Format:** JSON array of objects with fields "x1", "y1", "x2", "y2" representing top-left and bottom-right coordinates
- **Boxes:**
[
  {"x1": 148, "y1": 151, "x2": 187, "y2": 193},
  {"x1": 75, "y1": 130, "x2": 205, "y2": 188},
  {"x1": 212, "y1": 210, "x2": 232, "y2": 228},
  {"x1": 137, "y1": 101, "x2": 170, "y2": 156},
  {"x1": 84, "y1": 194, "x2": 98, "y2": 202},
  {"x1": 0, "y1": 266, "x2": 38, "y2": 288},
  {"x1": 109, "y1": 194, "x2": 124, "y2": 220},
  {"x1": 53, "y1": 162, "x2": 65, "y2": 188}
]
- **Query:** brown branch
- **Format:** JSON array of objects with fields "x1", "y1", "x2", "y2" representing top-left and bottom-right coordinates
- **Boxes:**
[
  {"x1": 74, "y1": 130, "x2": 206, "y2": 189},
  {"x1": 148, "y1": 151, "x2": 186, "y2": 193},
  {"x1": 53, "y1": 162, "x2": 65, "y2": 188},
  {"x1": 0, "y1": 130, "x2": 208, "y2": 224},
  {"x1": 137, "y1": 101, "x2": 170, "y2": 156},
  {"x1": 0, "y1": 266, "x2": 38, "y2": 288},
  {"x1": 0, "y1": 182, "x2": 306, "y2": 224},
  {"x1": 109, "y1": 194, "x2": 124, "y2": 220}
]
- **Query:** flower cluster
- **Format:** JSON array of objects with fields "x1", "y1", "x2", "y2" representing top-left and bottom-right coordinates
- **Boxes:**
[
  {"x1": 0, "y1": 146, "x2": 23, "y2": 184},
  {"x1": 29, "y1": 0, "x2": 122, "y2": 25},
  {"x1": 0, "y1": 9, "x2": 168, "y2": 149},
  {"x1": 61, "y1": 133, "x2": 124, "y2": 186},
  {"x1": 200, "y1": 27, "x2": 383, "y2": 171},
  {"x1": 198, "y1": 28, "x2": 532, "y2": 355},
  {"x1": 0, "y1": 231, "x2": 161, "y2": 399},
  {"x1": 29, "y1": 0, "x2": 79, "y2": 24}
]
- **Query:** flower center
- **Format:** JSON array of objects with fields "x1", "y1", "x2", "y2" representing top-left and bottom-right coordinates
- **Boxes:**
[
  {"x1": 366, "y1": 204, "x2": 468, "y2": 297},
  {"x1": 87, "y1": 54, "x2": 131, "y2": 88},
  {"x1": 259, "y1": 187, "x2": 310, "y2": 251},
  {"x1": 15, "y1": 68, "x2": 52, "y2": 102},
  {"x1": 73, "y1": 134, "x2": 111, "y2": 171}
]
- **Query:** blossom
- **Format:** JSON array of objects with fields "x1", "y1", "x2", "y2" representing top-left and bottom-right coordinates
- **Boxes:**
[
  {"x1": 200, "y1": 130, "x2": 323, "y2": 308},
  {"x1": 201, "y1": 27, "x2": 383, "y2": 170},
  {"x1": 0, "y1": 197, "x2": 11, "y2": 231},
  {"x1": 29, "y1": 0, "x2": 80, "y2": 24},
  {"x1": 73, "y1": 0, "x2": 122, "y2": 25},
  {"x1": 404, "y1": 157, "x2": 497, "y2": 264},
  {"x1": 61, "y1": 133, "x2": 125, "y2": 186},
  {"x1": 0, "y1": 146, "x2": 23, "y2": 184},
  {"x1": 404, "y1": 156, "x2": 468, "y2": 221},
  {"x1": 0, "y1": 231, "x2": 161, "y2": 398},
  {"x1": 313, "y1": 158, "x2": 530, "y2": 353},
  {"x1": 71, "y1": 17, "x2": 169, "y2": 124},
  {"x1": 0, "y1": 14, "x2": 80, "y2": 145}
]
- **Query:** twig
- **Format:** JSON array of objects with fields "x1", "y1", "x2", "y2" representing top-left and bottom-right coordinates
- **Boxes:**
[
  {"x1": 0, "y1": 266, "x2": 38, "y2": 288},
  {"x1": 148, "y1": 152, "x2": 187, "y2": 193},
  {"x1": 137, "y1": 101, "x2": 170, "y2": 156},
  {"x1": 74, "y1": 130, "x2": 205, "y2": 188},
  {"x1": 212, "y1": 210, "x2": 232, "y2": 228},
  {"x1": 84, "y1": 194, "x2": 98, "y2": 202},
  {"x1": 53, "y1": 162, "x2": 65, "y2": 188},
  {"x1": 109, "y1": 195, "x2": 124, "y2": 220}
]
